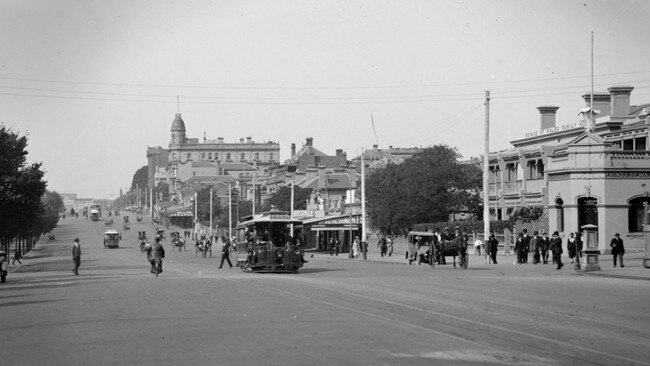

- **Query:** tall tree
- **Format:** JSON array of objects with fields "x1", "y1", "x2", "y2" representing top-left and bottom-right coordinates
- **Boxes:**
[
  {"x1": 130, "y1": 165, "x2": 148, "y2": 191},
  {"x1": 365, "y1": 145, "x2": 482, "y2": 234},
  {"x1": 0, "y1": 126, "x2": 48, "y2": 246}
]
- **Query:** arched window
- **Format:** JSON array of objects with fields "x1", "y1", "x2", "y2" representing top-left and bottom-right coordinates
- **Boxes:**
[
  {"x1": 241, "y1": 153, "x2": 246, "y2": 161},
  {"x1": 255, "y1": 153, "x2": 260, "y2": 160},
  {"x1": 555, "y1": 197, "x2": 564, "y2": 233},
  {"x1": 226, "y1": 153, "x2": 231, "y2": 161},
  {"x1": 628, "y1": 197, "x2": 650, "y2": 232}
]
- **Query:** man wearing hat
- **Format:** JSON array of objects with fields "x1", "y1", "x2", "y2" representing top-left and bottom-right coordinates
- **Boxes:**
[
  {"x1": 219, "y1": 237, "x2": 234, "y2": 268},
  {"x1": 72, "y1": 238, "x2": 81, "y2": 275},
  {"x1": 610, "y1": 233, "x2": 625, "y2": 267}
]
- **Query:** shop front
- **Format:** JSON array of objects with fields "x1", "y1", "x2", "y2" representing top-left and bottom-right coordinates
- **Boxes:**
[{"x1": 302, "y1": 213, "x2": 362, "y2": 253}]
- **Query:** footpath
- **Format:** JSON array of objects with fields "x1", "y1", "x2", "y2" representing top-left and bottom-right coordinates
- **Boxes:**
[{"x1": 307, "y1": 246, "x2": 650, "y2": 281}]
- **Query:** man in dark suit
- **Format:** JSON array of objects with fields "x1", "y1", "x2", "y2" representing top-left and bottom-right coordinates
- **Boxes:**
[
  {"x1": 610, "y1": 233, "x2": 625, "y2": 267},
  {"x1": 72, "y1": 238, "x2": 81, "y2": 275}
]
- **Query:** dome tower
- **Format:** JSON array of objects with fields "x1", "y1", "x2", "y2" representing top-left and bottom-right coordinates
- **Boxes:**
[{"x1": 170, "y1": 113, "x2": 186, "y2": 147}]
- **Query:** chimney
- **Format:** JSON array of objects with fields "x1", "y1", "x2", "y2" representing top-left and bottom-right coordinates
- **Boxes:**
[
  {"x1": 217, "y1": 137, "x2": 224, "y2": 144},
  {"x1": 240, "y1": 138, "x2": 244, "y2": 143},
  {"x1": 291, "y1": 143, "x2": 296, "y2": 157},
  {"x1": 317, "y1": 163, "x2": 326, "y2": 188},
  {"x1": 336, "y1": 149, "x2": 343, "y2": 156},
  {"x1": 246, "y1": 136, "x2": 252, "y2": 143},
  {"x1": 306, "y1": 137, "x2": 313, "y2": 147},
  {"x1": 609, "y1": 86, "x2": 634, "y2": 118},
  {"x1": 536, "y1": 106, "x2": 559, "y2": 130},
  {"x1": 581, "y1": 92, "x2": 611, "y2": 117},
  {"x1": 373, "y1": 144, "x2": 378, "y2": 150}
]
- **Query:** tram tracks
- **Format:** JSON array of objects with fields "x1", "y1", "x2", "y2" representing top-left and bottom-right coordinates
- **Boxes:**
[{"x1": 235, "y1": 276, "x2": 650, "y2": 366}]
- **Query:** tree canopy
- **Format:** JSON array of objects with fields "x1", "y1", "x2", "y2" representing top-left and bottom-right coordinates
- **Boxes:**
[
  {"x1": 0, "y1": 125, "x2": 49, "y2": 241},
  {"x1": 261, "y1": 185, "x2": 310, "y2": 212},
  {"x1": 365, "y1": 145, "x2": 482, "y2": 235},
  {"x1": 130, "y1": 165, "x2": 148, "y2": 192}
]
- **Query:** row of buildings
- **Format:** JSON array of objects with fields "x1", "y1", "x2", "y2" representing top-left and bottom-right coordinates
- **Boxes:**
[
  {"x1": 146, "y1": 84, "x2": 650, "y2": 253},
  {"x1": 146, "y1": 113, "x2": 423, "y2": 249}
]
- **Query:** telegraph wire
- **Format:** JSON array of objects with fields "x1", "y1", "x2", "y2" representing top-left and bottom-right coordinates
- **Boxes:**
[{"x1": 1, "y1": 69, "x2": 649, "y2": 90}]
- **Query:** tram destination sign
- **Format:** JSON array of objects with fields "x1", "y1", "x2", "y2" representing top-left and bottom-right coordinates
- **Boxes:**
[{"x1": 605, "y1": 172, "x2": 650, "y2": 179}]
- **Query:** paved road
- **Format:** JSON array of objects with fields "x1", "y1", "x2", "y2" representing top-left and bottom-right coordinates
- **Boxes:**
[{"x1": 2, "y1": 214, "x2": 649, "y2": 366}]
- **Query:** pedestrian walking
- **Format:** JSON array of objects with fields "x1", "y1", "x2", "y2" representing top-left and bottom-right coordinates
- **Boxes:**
[
  {"x1": 334, "y1": 236, "x2": 340, "y2": 256},
  {"x1": 377, "y1": 235, "x2": 388, "y2": 257},
  {"x1": 540, "y1": 231, "x2": 550, "y2": 264},
  {"x1": 550, "y1": 231, "x2": 563, "y2": 270},
  {"x1": 352, "y1": 236, "x2": 361, "y2": 259},
  {"x1": 329, "y1": 237, "x2": 335, "y2": 256},
  {"x1": 610, "y1": 233, "x2": 625, "y2": 267},
  {"x1": 0, "y1": 250, "x2": 8, "y2": 283},
  {"x1": 386, "y1": 236, "x2": 393, "y2": 256},
  {"x1": 219, "y1": 237, "x2": 234, "y2": 268},
  {"x1": 72, "y1": 238, "x2": 81, "y2": 275},
  {"x1": 521, "y1": 229, "x2": 530, "y2": 264},
  {"x1": 567, "y1": 232, "x2": 577, "y2": 263},
  {"x1": 530, "y1": 231, "x2": 541, "y2": 264},
  {"x1": 488, "y1": 233, "x2": 498, "y2": 264},
  {"x1": 474, "y1": 238, "x2": 482, "y2": 256},
  {"x1": 12, "y1": 247, "x2": 22, "y2": 265},
  {"x1": 514, "y1": 233, "x2": 523, "y2": 265}
]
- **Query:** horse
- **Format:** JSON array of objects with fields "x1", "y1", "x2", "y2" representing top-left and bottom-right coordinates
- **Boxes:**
[
  {"x1": 195, "y1": 239, "x2": 211, "y2": 257},
  {"x1": 435, "y1": 236, "x2": 468, "y2": 268}
]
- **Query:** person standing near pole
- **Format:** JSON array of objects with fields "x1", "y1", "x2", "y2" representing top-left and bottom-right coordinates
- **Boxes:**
[
  {"x1": 488, "y1": 232, "x2": 499, "y2": 264},
  {"x1": 72, "y1": 238, "x2": 81, "y2": 275}
]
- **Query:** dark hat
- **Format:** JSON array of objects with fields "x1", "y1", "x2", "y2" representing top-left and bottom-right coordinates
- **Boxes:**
[
  {"x1": 74, "y1": 238, "x2": 79, "y2": 242},
  {"x1": 553, "y1": 231, "x2": 559, "y2": 236},
  {"x1": 615, "y1": 233, "x2": 620, "y2": 236}
]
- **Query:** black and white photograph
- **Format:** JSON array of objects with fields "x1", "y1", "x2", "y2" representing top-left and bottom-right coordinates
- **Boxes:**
[{"x1": 1, "y1": 1, "x2": 649, "y2": 365}]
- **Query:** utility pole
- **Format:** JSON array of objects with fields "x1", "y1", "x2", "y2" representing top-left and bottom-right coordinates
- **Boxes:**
[
  {"x1": 252, "y1": 160, "x2": 256, "y2": 216},
  {"x1": 209, "y1": 187, "x2": 213, "y2": 241},
  {"x1": 194, "y1": 191, "x2": 198, "y2": 239},
  {"x1": 228, "y1": 182, "x2": 232, "y2": 241},
  {"x1": 483, "y1": 90, "x2": 491, "y2": 264},
  {"x1": 361, "y1": 150, "x2": 367, "y2": 260}
]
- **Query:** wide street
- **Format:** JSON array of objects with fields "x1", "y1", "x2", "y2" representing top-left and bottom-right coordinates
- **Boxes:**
[{"x1": 1, "y1": 214, "x2": 649, "y2": 366}]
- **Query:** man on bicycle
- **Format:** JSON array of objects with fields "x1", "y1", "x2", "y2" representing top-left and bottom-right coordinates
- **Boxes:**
[{"x1": 146, "y1": 237, "x2": 165, "y2": 273}]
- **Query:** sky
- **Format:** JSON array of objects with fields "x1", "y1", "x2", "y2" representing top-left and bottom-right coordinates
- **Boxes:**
[{"x1": 1, "y1": 0, "x2": 649, "y2": 199}]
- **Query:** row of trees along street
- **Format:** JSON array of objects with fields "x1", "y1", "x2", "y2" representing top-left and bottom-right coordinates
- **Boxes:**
[{"x1": 0, "y1": 125, "x2": 64, "y2": 257}]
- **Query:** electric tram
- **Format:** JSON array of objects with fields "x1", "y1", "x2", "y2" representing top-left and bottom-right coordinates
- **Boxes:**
[{"x1": 235, "y1": 210, "x2": 305, "y2": 273}]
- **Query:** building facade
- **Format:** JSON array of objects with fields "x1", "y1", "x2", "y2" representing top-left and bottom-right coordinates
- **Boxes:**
[{"x1": 488, "y1": 85, "x2": 650, "y2": 251}]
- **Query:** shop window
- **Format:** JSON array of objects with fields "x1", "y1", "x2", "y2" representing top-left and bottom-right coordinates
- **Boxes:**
[{"x1": 628, "y1": 197, "x2": 650, "y2": 232}]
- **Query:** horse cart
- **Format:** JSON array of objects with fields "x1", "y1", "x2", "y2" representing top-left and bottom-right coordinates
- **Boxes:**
[
  {"x1": 195, "y1": 237, "x2": 211, "y2": 257},
  {"x1": 171, "y1": 232, "x2": 186, "y2": 252},
  {"x1": 406, "y1": 231, "x2": 468, "y2": 269}
]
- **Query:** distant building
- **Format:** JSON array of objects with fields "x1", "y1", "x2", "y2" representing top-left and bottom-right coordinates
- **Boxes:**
[{"x1": 167, "y1": 113, "x2": 280, "y2": 169}]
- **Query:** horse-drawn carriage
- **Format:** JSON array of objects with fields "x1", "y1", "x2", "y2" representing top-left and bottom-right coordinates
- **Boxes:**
[
  {"x1": 171, "y1": 232, "x2": 186, "y2": 252},
  {"x1": 105, "y1": 218, "x2": 113, "y2": 226},
  {"x1": 195, "y1": 237, "x2": 211, "y2": 257},
  {"x1": 406, "y1": 230, "x2": 468, "y2": 269},
  {"x1": 156, "y1": 229, "x2": 166, "y2": 241}
]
